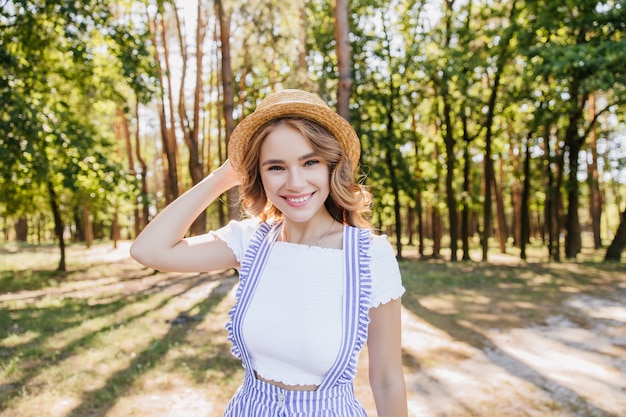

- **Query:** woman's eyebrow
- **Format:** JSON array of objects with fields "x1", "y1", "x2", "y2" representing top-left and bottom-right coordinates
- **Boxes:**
[
  {"x1": 261, "y1": 158, "x2": 284, "y2": 166},
  {"x1": 260, "y1": 152, "x2": 318, "y2": 166},
  {"x1": 299, "y1": 152, "x2": 318, "y2": 161}
]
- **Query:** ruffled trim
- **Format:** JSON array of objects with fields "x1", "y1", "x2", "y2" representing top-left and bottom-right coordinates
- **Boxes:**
[
  {"x1": 335, "y1": 227, "x2": 372, "y2": 386},
  {"x1": 225, "y1": 221, "x2": 275, "y2": 361},
  {"x1": 272, "y1": 241, "x2": 343, "y2": 252},
  {"x1": 370, "y1": 288, "x2": 406, "y2": 309},
  {"x1": 253, "y1": 366, "x2": 323, "y2": 387}
]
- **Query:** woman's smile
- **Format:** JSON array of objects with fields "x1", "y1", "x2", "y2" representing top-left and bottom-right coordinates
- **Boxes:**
[{"x1": 284, "y1": 192, "x2": 315, "y2": 205}]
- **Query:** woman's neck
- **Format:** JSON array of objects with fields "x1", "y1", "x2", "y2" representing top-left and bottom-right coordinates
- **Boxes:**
[{"x1": 280, "y1": 215, "x2": 339, "y2": 247}]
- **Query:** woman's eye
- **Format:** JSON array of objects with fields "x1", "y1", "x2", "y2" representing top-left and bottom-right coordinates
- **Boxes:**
[
  {"x1": 267, "y1": 165, "x2": 284, "y2": 171},
  {"x1": 304, "y1": 160, "x2": 319, "y2": 167}
]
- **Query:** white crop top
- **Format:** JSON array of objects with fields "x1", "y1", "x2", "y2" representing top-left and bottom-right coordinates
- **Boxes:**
[{"x1": 211, "y1": 218, "x2": 405, "y2": 386}]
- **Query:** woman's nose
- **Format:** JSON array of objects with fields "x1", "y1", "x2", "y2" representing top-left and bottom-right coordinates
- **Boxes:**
[{"x1": 286, "y1": 168, "x2": 306, "y2": 189}]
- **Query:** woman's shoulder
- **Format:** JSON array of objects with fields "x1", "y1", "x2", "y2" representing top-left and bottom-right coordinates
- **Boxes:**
[
  {"x1": 366, "y1": 231, "x2": 405, "y2": 307},
  {"x1": 369, "y1": 232, "x2": 396, "y2": 256},
  {"x1": 219, "y1": 217, "x2": 263, "y2": 234},
  {"x1": 209, "y1": 217, "x2": 264, "y2": 262},
  {"x1": 346, "y1": 226, "x2": 396, "y2": 258}
]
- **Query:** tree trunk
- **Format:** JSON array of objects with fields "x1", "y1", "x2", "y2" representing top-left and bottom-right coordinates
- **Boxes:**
[
  {"x1": 216, "y1": 0, "x2": 238, "y2": 221},
  {"x1": 160, "y1": 6, "x2": 180, "y2": 202},
  {"x1": 416, "y1": 187, "x2": 424, "y2": 257},
  {"x1": 406, "y1": 202, "x2": 414, "y2": 246},
  {"x1": 377, "y1": 18, "x2": 402, "y2": 258},
  {"x1": 111, "y1": 208, "x2": 120, "y2": 249},
  {"x1": 461, "y1": 140, "x2": 471, "y2": 261},
  {"x1": 434, "y1": 0, "x2": 459, "y2": 262},
  {"x1": 460, "y1": 110, "x2": 475, "y2": 261},
  {"x1": 72, "y1": 208, "x2": 83, "y2": 242},
  {"x1": 520, "y1": 134, "x2": 531, "y2": 260},
  {"x1": 116, "y1": 106, "x2": 139, "y2": 237},
  {"x1": 442, "y1": 95, "x2": 459, "y2": 262},
  {"x1": 481, "y1": 0, "x2": 517, "y2": 261},
  {"x1": 212, "y1": 19, "x2": 227, "y2": 226},
  {"x1": 383, "y1": 111, "x2": 403, "y2": 260},
  {"x1": 564, "y1": 71, "x2": 587, "y2": 258},
  {"x1": 174, "y1": 2, "x2": 207, "y2": 236},
  {"x1": 493, "y1": 156, "x2": 508, "y2": 253},
  {"x1": 432, "y1": 144, "x2": 443, "y2": 258},
  {"x1": 413, "y1": 133, "x2": 424, "y2": 256},
  {"x1": 587, "y1": 93, "x2": 602, "y2": 249},
  {"x1": 413, "y1": 117, "x2": 425, "y2": 257},
  {"x1": 15, "y1": 217, "x2": 27, "y2": 242},
  {"x1": 117, "y1": 107, "x2": 134, "y2": 175},
  {"x1": 149, "y1": 10, "x2": 179, "y2": 206},
  {"x1": 482, "y1": 136, "x2": 494, "y2": 261},
  {"x1": 552, "y1": 133, "x2": 566, "y2": 262},
  {"x1": 134, "y1": 99, "x2": 149, "y2": 232},
  {"x1": 605, "y1": 207, "x2": 626, "y2": 262},
  {"x1": 47, "y1": 180, "x2": 66, "y2": 272},
  {"x1": 82, "y1": 200, "x2": 93, "y2": 248},
  {"x1": 334, "y1": 0, "x2": 352, "y2": 121},
  {"x1": 510, "y1": 137, "x2": 522, "y2": 247},
  {"x1": 564, "y1": 109, "x2": 584, "y2": 259},
  {"x1": 432, "y1": 205, "x2": 443, "y2": 258}
]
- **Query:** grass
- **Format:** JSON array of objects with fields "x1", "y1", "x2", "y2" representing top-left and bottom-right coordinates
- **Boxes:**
[
  {"x1": 0, "y1": 241, "x2": 243, "y2": 417},
  {"x1": 0, "y1": 240, "x2": 624, "y2": 417},
  {"x1": 400, "y1": 257, "x2": 624, "y2": 327}
]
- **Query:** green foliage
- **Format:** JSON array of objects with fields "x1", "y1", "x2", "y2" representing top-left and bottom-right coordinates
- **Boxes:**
[
  {"x1": 0, "y1": 1, "x2": 151, "y2": 239},
  {"x1": 522, "y1": 0, "x2": 626, "y2": 94},
  {"x1": 1, "y1": 0, "x2": 625, "y2": 259}
]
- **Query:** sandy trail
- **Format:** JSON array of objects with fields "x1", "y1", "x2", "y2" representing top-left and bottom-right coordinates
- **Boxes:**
[{"x1": 399, "y1": 294, "x2": 626, "y2": 417}]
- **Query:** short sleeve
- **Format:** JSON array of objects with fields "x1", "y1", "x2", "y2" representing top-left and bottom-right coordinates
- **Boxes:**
[
  {"x1": 369, "y1": 234, "x2": 405, "y2": 308},
  {"x1": 209, "y1": 217, "x2": 261, "y2": 264}
]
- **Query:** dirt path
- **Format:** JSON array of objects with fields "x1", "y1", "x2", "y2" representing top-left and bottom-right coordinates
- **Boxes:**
[
  {"x1": 2, "y1": 242, "x2": 625, "y2": 417},
  {"x1": 399, "y1": 296, "x2": 626, "y2": 416}
]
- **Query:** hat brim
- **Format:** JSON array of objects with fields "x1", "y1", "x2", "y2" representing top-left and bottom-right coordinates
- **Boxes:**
[{"x1": 228, "y1": 92, "x2": 360, "y2": 176}]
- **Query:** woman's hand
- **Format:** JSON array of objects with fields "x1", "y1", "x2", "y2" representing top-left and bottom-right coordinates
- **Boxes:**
[{"x1": 212, "y1": 159, "x2": 242, "y2": 190}]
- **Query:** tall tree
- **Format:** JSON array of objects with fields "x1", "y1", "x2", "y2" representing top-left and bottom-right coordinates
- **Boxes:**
[
  {"x1": 430, "y1": 0, "x2": 460, "y2": 261},
  {"x1": 587, "y1": 93, "x2": 602, "y2": 249},
  {"x1": 334, "y1": 0, "x2": 352, "y2": 120},
  {"x1": 520, "y1": 134, "x2": 532, "y2": 260},
  {"x1": 480, "y1": 0, "x2": 518, "y2": 261},
  {"x1": 215, "y1": 0, "x2": 238, "y2": 220},
  {"x1": 148, "y1": 4, "x2": 180, "y2": 206},
  {"x1": 173, "y1": 1, "x2": 208, "y2": 235}
]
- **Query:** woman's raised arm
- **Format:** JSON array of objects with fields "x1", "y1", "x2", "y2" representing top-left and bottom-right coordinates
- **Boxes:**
[{"x1": 130, "y1": 160, "x2": 241, "y2": 273}]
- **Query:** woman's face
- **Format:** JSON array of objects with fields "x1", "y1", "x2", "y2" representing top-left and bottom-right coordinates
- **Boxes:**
[{"x1": 259, "y1": 124, "x2": 330, "y2": 223}]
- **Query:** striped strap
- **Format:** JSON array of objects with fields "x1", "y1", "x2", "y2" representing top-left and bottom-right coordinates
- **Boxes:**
[
  {"x1": 318, "y1": 226, "x2": 372, "y2": 390},
  {"x1": 226, "y1": 221, "x2": 283, "y2": 366}
]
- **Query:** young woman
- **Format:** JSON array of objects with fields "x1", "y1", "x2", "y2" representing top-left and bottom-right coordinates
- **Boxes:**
[{"x1": 130, "y1": 89, "x2": 407, "y2": 416}]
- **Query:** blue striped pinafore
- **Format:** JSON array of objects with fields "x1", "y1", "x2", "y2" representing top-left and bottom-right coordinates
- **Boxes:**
[{"x1": 223, "y1": 222, "x2": 372, "y2": 417}]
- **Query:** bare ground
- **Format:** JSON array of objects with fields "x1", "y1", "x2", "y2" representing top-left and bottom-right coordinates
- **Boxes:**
[{"x1": 1, "y1": 242, "x2": 625, "y2": 417}]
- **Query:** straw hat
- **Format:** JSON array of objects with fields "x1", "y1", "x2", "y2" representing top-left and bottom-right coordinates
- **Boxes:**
[{"x1": 228, "y1": 89, "x2": 360, "y2": 176}]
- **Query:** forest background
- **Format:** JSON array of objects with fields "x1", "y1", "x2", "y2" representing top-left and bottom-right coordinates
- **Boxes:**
[{"x1": 1, "y1": 0, "x2": 626, "y2": 271}]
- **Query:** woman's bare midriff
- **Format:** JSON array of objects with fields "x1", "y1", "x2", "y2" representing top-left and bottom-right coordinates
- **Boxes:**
[{"x1": 255, "y1": 372, "x2": 318, "y2": 391}]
